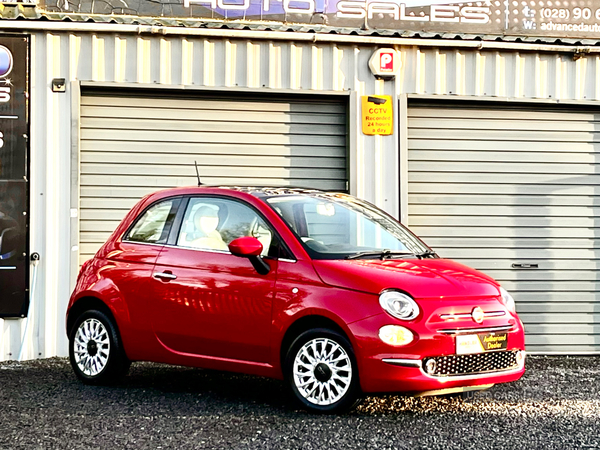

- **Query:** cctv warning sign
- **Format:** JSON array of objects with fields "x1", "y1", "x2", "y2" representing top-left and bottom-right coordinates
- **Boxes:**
[{"x1": 361, "y1": 95, "x2": 393, "y2": 136}]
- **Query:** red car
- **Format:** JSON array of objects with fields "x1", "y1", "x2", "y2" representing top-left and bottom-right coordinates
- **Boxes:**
[{"x1": 67, "y1": 186, "x2": 526, "y2": 413}]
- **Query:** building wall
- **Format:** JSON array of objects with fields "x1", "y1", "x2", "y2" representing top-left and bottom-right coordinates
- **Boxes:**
[
  {"x1": 2, "y1": 28, "x2": 599, "y2": 360},
  {"x1": 400, "y1": 47, "x2": 600, "y2": 100}
]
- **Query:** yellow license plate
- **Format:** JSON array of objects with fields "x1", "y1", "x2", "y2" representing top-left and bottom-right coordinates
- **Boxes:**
[{"x1": 456, "y1": 333, "x2": 508, "y2": 355}]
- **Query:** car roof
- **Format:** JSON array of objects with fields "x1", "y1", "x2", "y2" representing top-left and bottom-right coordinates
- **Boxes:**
[
  {"x1": 146, "y1": 185, "x2": 345, "y2": 200},
  {"x1": 221, "y1": 186, "x2": 340, "y2": 198}
]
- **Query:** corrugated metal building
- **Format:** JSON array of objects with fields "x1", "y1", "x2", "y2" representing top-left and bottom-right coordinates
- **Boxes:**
[{"x1": 2, "y1": 1, "x2": 600, "y2": 360}]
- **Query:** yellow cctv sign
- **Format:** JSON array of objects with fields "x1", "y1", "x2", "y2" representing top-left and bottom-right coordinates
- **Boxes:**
[{"x1": 362, "y1": 95, "x2": 393, "y2": 135}]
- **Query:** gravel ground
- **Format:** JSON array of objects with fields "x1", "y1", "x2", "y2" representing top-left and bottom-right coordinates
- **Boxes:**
[{"x1": 0, "y1": 356, "x2": 598, "y2": 450}]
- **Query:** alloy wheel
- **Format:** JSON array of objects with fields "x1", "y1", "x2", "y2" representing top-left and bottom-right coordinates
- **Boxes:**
[
  {"x1": 292, "y1": 337, "x2": 353, "y2": 406},
  {"x1": 73, "y1": 318, "x2": 111, "y2": 377}
]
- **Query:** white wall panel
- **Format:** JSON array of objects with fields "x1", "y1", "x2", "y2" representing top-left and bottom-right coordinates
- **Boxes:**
[
  {"x1": 398, "y1": 46, "x2": 600, "y2": 101},
  {"x1": 4, "y1": 28, "x2": 600, "y2": 360}
]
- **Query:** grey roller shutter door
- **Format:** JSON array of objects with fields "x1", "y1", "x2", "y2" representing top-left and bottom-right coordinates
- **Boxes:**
[
  {"x1": 408, "y1": 101, "x2": 600, "y2": 354},
  {"x1": 79, "y1": 91, "x2": 347, "y2": 264}
]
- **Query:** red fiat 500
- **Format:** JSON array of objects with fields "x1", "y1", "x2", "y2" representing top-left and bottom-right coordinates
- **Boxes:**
[{"x1": 67, "y1": 186, "x2": 525, "y2": 413}]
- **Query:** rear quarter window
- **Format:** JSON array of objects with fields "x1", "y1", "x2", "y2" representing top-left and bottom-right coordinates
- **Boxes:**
[{"x1": 124, "y1": 199, "x2": 178, "y2": 244}]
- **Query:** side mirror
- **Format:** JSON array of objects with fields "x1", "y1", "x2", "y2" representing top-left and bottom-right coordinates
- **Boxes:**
[
  {"x1": 228, "y1": 236, "x2": 263, "y2": 257},
  {"x1": 228, "y1": 237, "x2": 270, "y2": 275}
]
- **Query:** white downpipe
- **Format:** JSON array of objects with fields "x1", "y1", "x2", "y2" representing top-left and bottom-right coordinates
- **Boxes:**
[{"x1": 18, "y1": 253, "x2": 40, "y2": 361}]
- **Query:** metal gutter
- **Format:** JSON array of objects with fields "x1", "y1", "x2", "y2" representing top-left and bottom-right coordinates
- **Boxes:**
[{"x1": 1, "y1": 19, "x2": 600, "y2": 53}]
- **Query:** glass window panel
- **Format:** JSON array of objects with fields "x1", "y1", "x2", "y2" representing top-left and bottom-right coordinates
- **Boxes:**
[
  {"x1": 177, "y1": 197, "x2": 275, "y2": 257},
  {"x1": 126, "y1": 199, "x2": 175, "y2": 244}
]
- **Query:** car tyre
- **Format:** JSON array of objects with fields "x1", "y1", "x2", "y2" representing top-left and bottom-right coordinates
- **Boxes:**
[
  {"x1": 69, "y1": 309, "x2": 130, "y2": 385},
  {"x1": 284, "y1": 328, "x2": 362, "y2": 413}
]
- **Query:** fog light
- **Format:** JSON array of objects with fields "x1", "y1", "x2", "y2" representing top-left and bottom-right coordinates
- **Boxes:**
[
  {"x1": 516, "y1": 350, "x2": 526, "y2": 366},
  {"x1": 379, "y1": 325, "x2": 414, "y2": 346},
  {"x1": 425, "y1": 359, "x2": 437, "y2": 375}
]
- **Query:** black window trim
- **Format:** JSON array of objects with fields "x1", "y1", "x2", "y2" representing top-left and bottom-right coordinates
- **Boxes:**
[{"x1": 166, "y1": 196, "x2": 189, "y2": 246}]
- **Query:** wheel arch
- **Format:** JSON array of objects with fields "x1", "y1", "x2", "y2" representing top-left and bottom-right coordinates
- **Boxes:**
[
  {"x1": 66, "y1": 296, "x2": 119, "y2": 338},
  {"x1": 279, "y1": 314, "x2": 354, "y2": 370}
]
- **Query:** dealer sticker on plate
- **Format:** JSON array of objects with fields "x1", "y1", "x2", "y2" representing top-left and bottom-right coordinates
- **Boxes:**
[{"x1": 456, "y1": 333, "x2": 508, "y2": 355}]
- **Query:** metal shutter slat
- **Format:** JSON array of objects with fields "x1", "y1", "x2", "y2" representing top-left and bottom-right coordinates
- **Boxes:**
[
  {"x1": 79, "y1": 92, "x2": 347, "y2": 265},
  {"x1": 408, "y1": 101, "x2": 600, "y2": 354}
]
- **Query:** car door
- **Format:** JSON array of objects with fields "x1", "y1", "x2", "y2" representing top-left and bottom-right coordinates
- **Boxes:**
[{"x1": 149, "y1": 196, "x2": 279, "y2": 364}]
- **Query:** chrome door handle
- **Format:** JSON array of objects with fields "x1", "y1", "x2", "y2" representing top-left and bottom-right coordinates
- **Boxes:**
[{"x1": 153, "y1": 272, "x2": 177, "y2": 281}]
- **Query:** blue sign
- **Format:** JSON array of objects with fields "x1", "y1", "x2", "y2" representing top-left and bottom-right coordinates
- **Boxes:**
[{"x1": 0, "y1": 46, "x2": 13, "y2": 78}]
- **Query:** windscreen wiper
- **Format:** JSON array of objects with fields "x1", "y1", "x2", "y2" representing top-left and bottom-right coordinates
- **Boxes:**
[
  {"x1": 346, "y1": 250, "x2": 415, "y2": 260},
  {"x1": 416, "y1": 250, "x2": 438, "y2": 259}
]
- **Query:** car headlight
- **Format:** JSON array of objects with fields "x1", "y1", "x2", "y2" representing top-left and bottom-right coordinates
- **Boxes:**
[
  {"x1": 500, "y1": 287, "x2": 516, "y2": 313},
  {"x1": 379, "y1": 290, "x2": 420, "y2": 320}
]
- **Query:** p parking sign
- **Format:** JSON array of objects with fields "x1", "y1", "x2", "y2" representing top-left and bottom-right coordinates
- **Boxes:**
[{"x1": 368, "y1": 49, "x2": 400, "y2": 79}]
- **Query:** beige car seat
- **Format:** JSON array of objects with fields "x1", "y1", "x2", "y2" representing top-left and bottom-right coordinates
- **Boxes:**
[{"x1": 189, "y1": 206, "x2": 228, "y2": 251}]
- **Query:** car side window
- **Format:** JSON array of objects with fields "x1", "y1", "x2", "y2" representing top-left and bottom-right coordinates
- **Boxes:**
[
  {"x1": 176, "y1": 197, "x2": 277, "y2": 257},
  {"x1": 125, "y1": 199, "x2": 177, "y2": 244}
]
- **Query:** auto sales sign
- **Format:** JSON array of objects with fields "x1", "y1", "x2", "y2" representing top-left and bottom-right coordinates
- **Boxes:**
[{"x1": 38, "y1": 0, "x2": 600, "y2": 39}]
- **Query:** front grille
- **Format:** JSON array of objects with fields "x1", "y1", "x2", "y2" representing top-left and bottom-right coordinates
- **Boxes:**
[{"x1": 422, "y1": 350, "x2": 519, "y2": 377}]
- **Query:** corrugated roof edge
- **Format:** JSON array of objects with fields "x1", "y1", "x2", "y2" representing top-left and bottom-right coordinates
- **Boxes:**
[{"x1": 1, "y1": 4, "x2": 600, "y2": 47}]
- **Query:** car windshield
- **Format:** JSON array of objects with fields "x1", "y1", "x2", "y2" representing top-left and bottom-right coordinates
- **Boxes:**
[{"x1": 265, "y1": 194, "x2": 431, "y2": 260}]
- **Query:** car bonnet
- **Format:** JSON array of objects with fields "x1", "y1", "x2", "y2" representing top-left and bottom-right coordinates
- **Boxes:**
[{"x1": 311, "y1": 258, "x2": 501, "y2": 299}]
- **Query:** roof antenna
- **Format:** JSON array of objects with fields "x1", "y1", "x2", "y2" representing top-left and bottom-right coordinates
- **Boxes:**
[{"x1": 194, "y1": 160, "x2": 202, "y2": 186}]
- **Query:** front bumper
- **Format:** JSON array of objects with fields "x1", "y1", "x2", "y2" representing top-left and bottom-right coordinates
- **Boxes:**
[
  {"x1": 348, "y1": 311, "x2": 526, "y2": 395},
  {"x1": 360, "y1": 352, "x2": 525, "y2": 394},
  {"x1": 380, "y1": 350, "x2": 525, "y2": 391}
]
